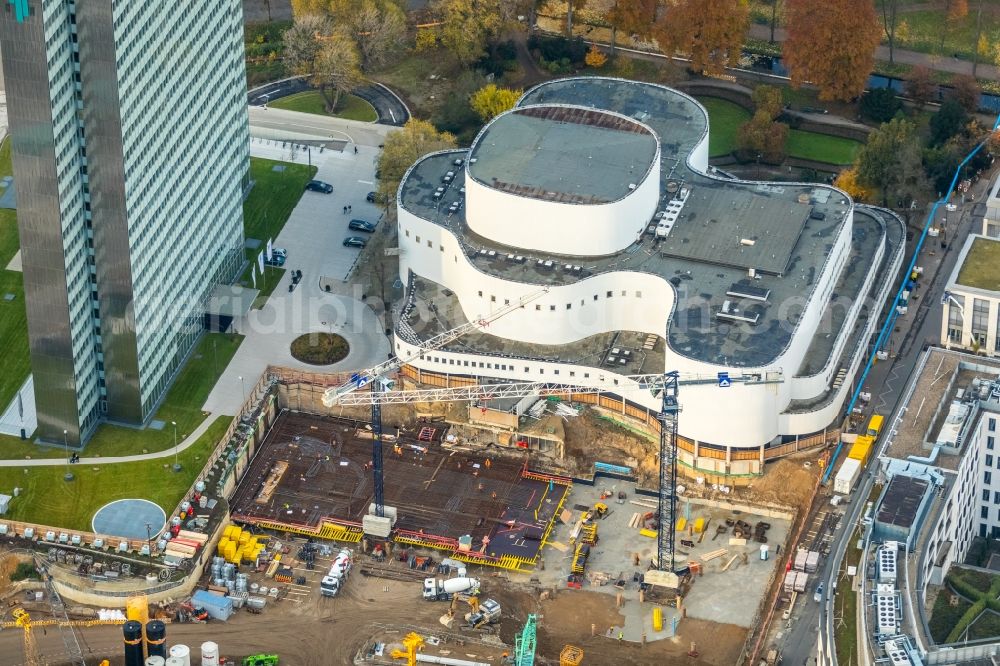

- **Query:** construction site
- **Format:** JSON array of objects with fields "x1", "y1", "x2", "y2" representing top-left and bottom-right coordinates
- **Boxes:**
[{"x1": 230, "y1": 410, "x2": 570, "y2": 571}]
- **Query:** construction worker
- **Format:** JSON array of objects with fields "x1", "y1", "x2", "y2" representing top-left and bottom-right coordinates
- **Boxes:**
[
  {"x1": 484, "y1": 458, "x2": 491, "y2": 469},
  {"x1": 618, "y1": 631, "x2": 624, "y2": 641}
]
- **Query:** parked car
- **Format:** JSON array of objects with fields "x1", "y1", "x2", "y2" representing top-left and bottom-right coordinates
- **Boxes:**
[
  {"x1": 814, "y1": 582, "x2": 824, "y2": 603},
  {"x1": 264, "y1": 254, "x2": 286, "y2": 267},
  {"x1": 271, "y1": 247, "x2": 287, "y2": 258},
  {"x1": 945, "y1": 203, "x2": 958, "y2": 212},
  {"x1": 349, "y1": 219, "x2": 375, "y2": 233},
  {"x1": 306, "y1": 180, "x2": 333, "y2": 193},
  {"x1": 343, "y1": 237, "x2": 367, "y2": 248},
  {"x1": 366, "y1": 191, "x2": 385, "y2": 204}
]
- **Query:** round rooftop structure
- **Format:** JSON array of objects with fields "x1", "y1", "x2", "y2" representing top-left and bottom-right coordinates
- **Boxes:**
[
  {"x1": 92, "y1": 498, "x2": 166, "y2": 540},
  {"x1": 464, "y1": 104, "x2": 661, "y2": 256}
]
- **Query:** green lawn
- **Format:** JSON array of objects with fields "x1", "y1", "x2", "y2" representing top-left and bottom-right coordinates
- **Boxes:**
[
  {"x1": 0, "y1": 333, "x2": 243, "y2": 460},
  {"x1": 968, "y1": 609, "x2": 1000, "y2": 641},
  {"x1": 696, "y1": 96, "x2": 861, "y2": 164},
  {"x1": 697, "y1": 97, "x2": 751, "y2": 158},
  {"x1": 270, "y1": 91, "x2": 378, "y2": 122},
  {"x1": 0, "y1": 271, "x2": 29, "y2": 418},
  {"x1": 896, "y1": 9, "x2": 1000, "y2": 61},
  {"x1": 787, "y1": 130, "x2": 861, "y2": 165},
  {"x1": 957, "y1": 237, "x2": 1000, "y2": 291},
  {"x1": 929, "y1": 587, "x2": 973, "y2": 643},
  {"x1": 833, "y1": 527, "x2": 861, "y2": 664},
  {"x1": 244, "y1": 157, "x2": 317, "y2": 243},
  {"x1": 0, "y1": 416, "x2": 232, "y2": 531}
]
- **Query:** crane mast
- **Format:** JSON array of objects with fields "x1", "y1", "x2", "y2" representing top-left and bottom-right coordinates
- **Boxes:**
[{"x1": 657, "y1": 371, "x2": 680, "y2": 573}]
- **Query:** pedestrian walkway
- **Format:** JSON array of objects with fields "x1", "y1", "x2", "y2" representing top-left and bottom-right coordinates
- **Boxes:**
[{"x1": 746, "y1": 23, "x2": 1000, "y2": 81}]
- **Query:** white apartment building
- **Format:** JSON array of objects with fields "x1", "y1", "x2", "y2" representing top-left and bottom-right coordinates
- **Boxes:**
[{"x1": 942, "y1": 234, "x2": 1000, "y2": 356}]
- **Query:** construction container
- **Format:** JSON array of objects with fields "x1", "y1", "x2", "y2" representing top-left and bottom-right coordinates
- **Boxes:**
[
  {"x1": 246, "y1": 596, "x2": 267, "y2": 610},
  {"x1": 805, "y1": 551, "x2": 820, "y2": 573},
  {"x1": 200, "y1": 642, "x2": 220, "y2": 666},
  {"x1": 145, "y1": 658, "x2": 166, "y2": 666},
  {"x1": 675, "y1": 517, "x2": 687, "y2": 532},
  {"x1": 848, "y1": 435, "x2": 873, "y2": 464},
  {"x1": 653, "y1": 607, "x2": 663, "y2": 631},
  {"x1": 834, "y1": 457, "x2": 862, "y2": 495},
  {"x1": 124, "y1": 621, "x2": 144, "y2": 666},
  {"x1": 793, "y1": 549, "x2": 808, "y2": 572},
  {"x1": 639, "y1": 528, "x2": 657, "y2": 539},
  {"x1": 169, "y1": 644, "x2": 191, "y2": 666},
  {"x1": 783, "y1": 571, "x2": 795, "y2": 594},
  {"x1": 693, "y1": 518, "x2": 705, "y2": 533},
  {"x1": 793, "y1": 571, "x2": 808, "y2": 593},
  {"x1": 146, "y1": 620, "x2": 167, "y2": 658},
  {"x1": 192, "y1": 590, "x2": 233, "y2": 622}
]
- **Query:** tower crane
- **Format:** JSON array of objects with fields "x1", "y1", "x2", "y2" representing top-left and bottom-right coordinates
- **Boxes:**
[
  {"x1": 318, "y1": 286, "x2": 782, "y2": 567},
  {"x1": 321, "y1": 288, "x2": 548, "y2": 518}
]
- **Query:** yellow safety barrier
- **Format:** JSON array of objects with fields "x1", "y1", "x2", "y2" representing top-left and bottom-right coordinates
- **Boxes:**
[{"x1": 653, "y1": 607, "x2": 663, "y2": 631}]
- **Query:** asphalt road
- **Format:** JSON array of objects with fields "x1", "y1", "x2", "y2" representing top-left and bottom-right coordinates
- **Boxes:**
[
  {"x1": 247, "y1": 106, "x2": 397, "y2": 148},
  {"x1": 778, "y1": 174, "x2": 995, "y2": 666},
  {"x1": 247, "y1": 77, "x2": 410, "y2": 126}
]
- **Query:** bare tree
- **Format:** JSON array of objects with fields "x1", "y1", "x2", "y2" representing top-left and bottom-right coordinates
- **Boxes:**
[
  {"x1": 354, "y1": 0, "x2": 406, "y2": 70},
  {"x1": 283, "y1": 15, "x2": 331, "y2": 76},
  {"x1": 879, "y1": 0, "x2": 900, "y2": 63},
  {"x1": 313, "y1": 29, "x2": 364, "y2": 112}
]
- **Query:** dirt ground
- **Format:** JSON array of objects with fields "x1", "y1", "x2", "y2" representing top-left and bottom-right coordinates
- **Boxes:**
[{"x1": 490, "y1": 587, "x2": 746, "y2": 666}]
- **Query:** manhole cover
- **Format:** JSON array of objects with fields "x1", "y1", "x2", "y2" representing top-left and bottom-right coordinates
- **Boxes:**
[
  {"x1": 271, "y1": 165, "x2": 286, "y2": 172},
  {"x1": 148, "y1": 419, "x2": 166, "y2": 431}
]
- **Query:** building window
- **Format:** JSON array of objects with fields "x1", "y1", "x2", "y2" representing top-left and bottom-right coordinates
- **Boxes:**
[
  {"x1": 636, "y1": 291, "x2": 642, "y2": 298},
  {"x1": 570, "y1": 371, "x2": 575, "y2": 377},
  {"x1": 478, "y1": 291, "x2": 483, "y2": 297},
  {"x1": 566, "y1": 304, "x2": 571, "y2": 310},
  {"x1": 439, "y1": 245, "x2": 444, "y2": 251},
  {"x1": 535, "y1": 304, "x2": 541, "y2": 311},
  {"x1": 991, "y1": 418, "x2": 997, "y2": 433},
  {"x1": 989, "y1": 436, "x2": 996, "y2": 450},
  {"x1": 593, "y1": 295, "x2": 599, "y2": 301},
  {"x1": 550, "y1": 305, "x2": 556, "y2": 311},
  {"x1": 504, "y1": 299, "x2": 510, "y2": 306},
  {"x1": 988, "y1": 455, "x2": 994, "y2": 467},
  {"x1": 973, "y1": 298, "x2": 990, "y2": 340},
  {"x1": 554, "y1": 369, "x2": 559, "y2": 375},
  {"x1": 490, "y1": 295, "x2": 496, "y2": 302},
  {"x1": 985, "y1": 489, "x2": 992, "y2": 501},
  {"x1": 415, "y1": 236, "x2": 420, "y2": 243},
  {"x1": 986, "y1": 471, "x2": 993, "y2": 485},
  {"x1": 606, "y1": 291, "x2": 613, "y2": 298},
  {"x1": 463, "y1": 360, "x2": 468, "y2": 366},
  {"x1": 948, "y1": 294, "x2": 965, "y2": 337},
  {"x1": 405, "y1": 230, "x2": 410, "y2": 237},
  {"x1": 983, "y1": 506, "x2": 990, "y2": 519}
]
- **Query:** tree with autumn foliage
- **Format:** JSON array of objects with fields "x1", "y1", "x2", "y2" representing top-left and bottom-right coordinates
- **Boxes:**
[
  {"x1": 469, "y1": 84, "x2": 522, "y2": 122},
  {"x1": 585, "y1": 44, "x2": 608, "y2": 68},
  {"x1": 736, "y1": 85, "x2": 789, "y2": 163},
  {"x1": 654, "y1": 0, "x2": 750, "y2": 76},
  {"x1": 784, "y1": 0, "x2": 881, "y2": 102},
  {"x1": 904, "y1": 66, "x2": 936, "y2": 110},
  {"x1": 605, "y1": 0, "x2": 657, "y2": 52},
  {"x1": 834, "y1": 167, "x2": 875, "y2": 203}
]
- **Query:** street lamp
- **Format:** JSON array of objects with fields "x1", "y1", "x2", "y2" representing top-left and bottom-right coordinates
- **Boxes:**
[
  {"x1": 62, "y1": 429, "x2": 73, "y2": 482},
  {"x1": 238, "y1": 375, "x2": 246, "y2": 412},
  {"x1": 145, "y1": 522, "x2": 153, "y2": 562},
  {"x1": 171, "y1": 421, "x2": 181, "y2": 472}
]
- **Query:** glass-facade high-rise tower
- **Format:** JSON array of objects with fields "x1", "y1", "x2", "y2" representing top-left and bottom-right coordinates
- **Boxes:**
[{"x1": 0, "y1": 0, "x2": 249, "y2": 445}]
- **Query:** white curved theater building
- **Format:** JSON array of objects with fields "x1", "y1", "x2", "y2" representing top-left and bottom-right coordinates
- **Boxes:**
[{"x1": 393, "y1": 78, "x2": 905, "y2": 478}]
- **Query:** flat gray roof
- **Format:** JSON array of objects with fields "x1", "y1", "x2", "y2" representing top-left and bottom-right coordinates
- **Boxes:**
[
  {"x1": 468, "y1": 106, "x2": 657, "y2": 204},
  {"x1": 397, "y1": 78, "x2": 893, "y2": 367},
  {"x1": 660, "y1": 187, "x2": 816, "y2": 275}
]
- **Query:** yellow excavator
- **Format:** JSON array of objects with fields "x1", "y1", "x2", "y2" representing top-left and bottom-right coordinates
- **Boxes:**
[{"x1": 440, "y1": 594, "x2": 502, "y2": 628}]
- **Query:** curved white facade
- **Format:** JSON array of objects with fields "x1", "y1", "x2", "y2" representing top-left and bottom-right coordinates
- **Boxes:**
[
  {"x1": 393, "y1": 78, "x2": 904, "y2": 474},
  {"x1": 464, "y1": 106, "x2": 661, "y2": 257}
]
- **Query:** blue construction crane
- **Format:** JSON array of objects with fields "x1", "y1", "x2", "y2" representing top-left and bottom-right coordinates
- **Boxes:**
[{"x1": 514, "y1": 614, "x2": 537, "y2": 666}]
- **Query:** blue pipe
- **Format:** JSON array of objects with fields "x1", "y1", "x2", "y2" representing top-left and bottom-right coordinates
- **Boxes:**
[{"x1": 822, "y1": 112, "x2": 1000, "y2": 484}]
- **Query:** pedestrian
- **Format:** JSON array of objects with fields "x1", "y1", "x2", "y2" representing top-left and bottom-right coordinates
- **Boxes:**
[
  {"x1": 354, "y1": 146, "x2": 358, "y2": 154},
  {"x1": 348, "y1": 205, "x2": 352, "y2": 212},
  {"x1": 618, "y1": 632, "x2": 623, "y2": 641}
]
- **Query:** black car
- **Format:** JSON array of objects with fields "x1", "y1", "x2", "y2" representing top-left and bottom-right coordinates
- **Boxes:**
[
  {"x1": 343, "y1": 237, "x2": 367, "y2": 248},
  {"x1": 305, "y1": 180, "x2": 333, "y2": 194},
  {"x1": 264, "y1": 254, "x2": 286, "y2": 267},
  {"x1": 349, "y1": 219, "x2": 376, "y2": 233}
]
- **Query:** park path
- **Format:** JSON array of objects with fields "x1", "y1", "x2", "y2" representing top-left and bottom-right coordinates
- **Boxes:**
[
  {"x1": 746, "y1": 23, "x2": 1000, "y2": 81},
  {"x1": 0, "y1": 416, "x2": 219, "y2": 468}
]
